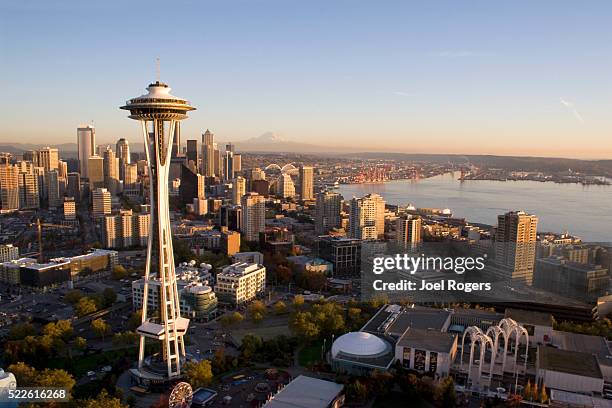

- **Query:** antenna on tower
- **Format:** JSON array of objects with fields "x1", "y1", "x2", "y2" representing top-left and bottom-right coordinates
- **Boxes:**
[{"x1": 156, "y1": 57, "x2": 161, "y2": 82}]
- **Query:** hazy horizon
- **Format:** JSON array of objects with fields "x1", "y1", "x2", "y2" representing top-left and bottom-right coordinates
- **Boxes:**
[{"x1": 2, "y1": 1, "x2": 612, "y2": 159}]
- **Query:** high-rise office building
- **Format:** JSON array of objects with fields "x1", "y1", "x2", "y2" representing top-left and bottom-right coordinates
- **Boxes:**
[
  {"x1": 349, "y1": 193, "x2": 385, "y2": 240},
  {"x1": 0, "y1": 164, "x2": 19, "y2": 213},
  {"x1": 171, "y1": 122, "x2": 181, "y2": 158},
  {"x1": 116, "y1": 138, "x2": 130, "y2": 181},
  {"x1": 277, "y1": 173, "x2": 295, "y2": 199},
  {"x1": 38, "y1": 147, "x2": 59, "y2": 172},
  {"x1": 396, "y1": 215, "x2": 422, "y2": 245},
  {"x1": 201, "y1": 130, "x2": 215, "y2": 177},
  {"x1": 495, "y1": 210, "x2": 538, "y2": 284},
  {"x1": 123, "y1": 163, "x2": 139, "y2": 196},
  {"x1": 224, "y1": 151, "x2": 234, "y2": 181},
  {"x1": 88, "y1": 155, "x2": 105, "y2": 189},
  {"x1": 66, "y1": 172, "x2": 81, "y2": 202},
  {"x1": 92, "y1": 187, "x2": 112, "y2": 218},
  {"x1": 315, "y1": 191, "x2": 342, "y2": 235},
  {"x1": 18, "y1": 171, "x2": 39, "y2": 209},
  {"x1": 186, "y1": 139, "x2": 198, "y2": 167},
  {"x1": 233, "y1": 153, "x2": 242, "y2": 173},
  {"x1": 102, "y1": 147, "x2": 120, "y2": 194},
  {"x1": 232, "y1": 176, "x2": 246, "y2": 205},
  {"x1": 317, "y1": 236, "x2": 362, "y2": 277},
  {"x1": 77, "y1": 125, "x2": 96, "y2": 179},
  {"x1": 298, "y1": 165, "x2": 314, "y2": 201},
  {"x1": 46, "y1": 170, "x2": 62, "y2": 208},
  {"x1": 241, "y1": 192, "x2": 266, "y2": 242}
]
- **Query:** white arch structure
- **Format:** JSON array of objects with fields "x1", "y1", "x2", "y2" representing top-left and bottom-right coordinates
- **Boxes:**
[
  {"x1": 497, "y1": 318, "x2": 529, "y2": 376},
  {"x1": 460, "y1": 319, "x2": 530, "y2": 388},
  {"x1": 460, "y1": 327, "x2": 495, "y2": 385}
]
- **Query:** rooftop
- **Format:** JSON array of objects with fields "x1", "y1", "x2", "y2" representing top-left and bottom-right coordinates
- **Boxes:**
[
  {"x1": 538, "y1": 346, "x2": 603, "y2": 379},
  {"x1": 263, "y1": 375, "x2": 343, "y2": 408},
  {"x1": 505, "y1": 308, "x2": 554, "y2": 327},
  {"x1": 398, "y1": 328, "x2": 457, "y2": 353}
]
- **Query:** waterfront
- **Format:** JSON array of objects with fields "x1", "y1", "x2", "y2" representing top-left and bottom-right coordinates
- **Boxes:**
[{"x1": 337, "y1": 172, "x2": 612, "y2": 242}]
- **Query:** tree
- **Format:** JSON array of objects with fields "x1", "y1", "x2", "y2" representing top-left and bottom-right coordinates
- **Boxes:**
[
  {"x1": 276, "y1": 265, "x2": 292, "y2": 284},
  {"x1": 274, "y1": 301, "x2": 287, "y2": 315},
  {"x1": 7, "y1": 323, "x2": 35, "y2": 340},
  {"x1": 293, "y1": 295, "x2": 305, "y2": 309},
  {"x1": 249, "y1": 300, "x2": 266, "y2": 316},
  {"x1": 436, "y1": 377, "x2": 457, "y2": 408},
  {"x1": 289, "y1": 311, "x2": 319, "y2": 341},
  {"x1": 91, "y1": 318, "x2": 111, "y2": 341},
  {"x1": 102, "y1": 288, "x2": 117, "y2": 307},
  {"x1": 82, "y1": 389, "x2": 127, "y2": 408},
  {"x1": 111, "y1": 264, "x2": 128, "y2": 280},
  {"x1": 7, "y1": 362, "x2": 37, "y2": 386},
  {"x1": 64, "y1": 289, "x2": 84, "y2": 304},
  {"x1": 127, "y1": 311, "x2": 142, "y2": 331},
  {"x1": 43, "y1": 320, "x2": 73, "y2": 340},
  {"x1": 347, "y1": 380, "x2": 368, "y2": 402},
  {"x1": 184, "y1": 359, "x2": 213, "y2": 387},
  {"x1": 75, "y1": 336, "x2": 87, "y2": 351},
  {"x1": 240, "y1": 334, "x2": 264, "y2": 360},
  {"x1": 75, "y1": 297, "x2": 98, "y2": 317},
  {"x1": 37, "y1": 368, "x2": 75, "y2": 392},
  {"x1": 220, "y1": 311, "x2": 244, "y2": 327}
]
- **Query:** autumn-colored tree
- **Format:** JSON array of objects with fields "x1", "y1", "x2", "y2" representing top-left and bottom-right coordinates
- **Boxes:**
[
  {"x1": 75, "y1": 296, "x2": 98, "y2": 316},
  {"x1": 184, "y1": 360, "x2": 213, "y2": 388},
  {"x1": 91, "y1": 318, "x2": 111, "y2": 341},
  {"x1": 293, "y1": 294, "x2": 305, "y2": 309},
  {"x1": 274, "y1": 301, "x2": 287, "y2": 315}
]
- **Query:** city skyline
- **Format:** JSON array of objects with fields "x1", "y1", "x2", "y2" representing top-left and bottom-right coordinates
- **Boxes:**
[{"x1": 2, "y1": 1, "x2": 612, "y2": 159}]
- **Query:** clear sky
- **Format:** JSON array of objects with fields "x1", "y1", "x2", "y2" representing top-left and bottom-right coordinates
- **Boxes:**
[{"x1": 2, "y1": 0, "x2": 612, "y2": 158}]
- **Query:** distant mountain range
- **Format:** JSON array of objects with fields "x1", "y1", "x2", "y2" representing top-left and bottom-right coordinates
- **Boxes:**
[{"x1": 221, "y1": 132, "x2": 334, "y2": 153}]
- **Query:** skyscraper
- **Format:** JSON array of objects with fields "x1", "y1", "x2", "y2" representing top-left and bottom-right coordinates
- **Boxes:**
[
  {"x1": 77, "y1": 125, "x2": 96, "y2": 179},
  {"x1": 495, "y1": 210, "x2": 538, "y2": 284},
  {"x1": 201, "y1": 129, "x2": 215, "y2": 177},
  {"x1": 116, "y1": 138, "x2": 130, "y2": 181},
  {"x1": 186, "y1": 139, "x2": 198, "y2": 167},
  {"x1": 241, "y1": 192, "x2": 265, "y2": 242},
  {"x1": 396, "y1": 215, "x2": 422, "y2": 245},
  {"x1": 0, "y1": 163, "x2": 19, "y2": 213},
  {"x1": 18, "y1": 171, "x2": 39, "y2": 209},
  {"x1": 277, "y1": 173, "x2": 295, "y2": 199},
  {"x1": 233, "y1": 153, "x2": 242, "y2": 173},
  {"x1": 121, "y1": 79, "x2": 194, "y2": 381},
  {"x1": 38, "y1": 147, "x2": 59, "y2": 172},
  {"x1": 102, "y1": 147, "x2": 120, "y2": 194},
  {"x1": 298, "y1": 165, "x2": 314, "y2": 201},
  {"x1": 88, "y1": 155, "x2": 105, "y2": 189},
  {"x1": 315, "y1": 191, "x2": 342, "y2": 235},
  {"x1": 232, "y1": 176, "x2": 246, "y2": 205},
  {"x1": 224, "y1": 150, "x2": 234, "y2": 181},
  {"x1": 92, "y1": 187, "x2": 111, "y2": 218},
  {"x1": 45, "y1": 169, "x2": 62, "y2": 208},
  {"x1": 66, "y1": 172, "x2": 81, "y2": 202},
  {"x1": 349, "y1": 193, "x2": 385, "y2": 240}
]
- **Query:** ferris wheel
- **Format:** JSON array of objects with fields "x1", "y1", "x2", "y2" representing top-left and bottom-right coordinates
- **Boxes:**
[{"x1": 169, "y1": 382, "x2": 193, "y2": 408}]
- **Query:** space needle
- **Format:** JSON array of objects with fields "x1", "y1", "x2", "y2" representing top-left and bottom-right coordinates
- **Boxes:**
[{"x1": 121, "y1": 77, "x2": 195, "y2": 386}]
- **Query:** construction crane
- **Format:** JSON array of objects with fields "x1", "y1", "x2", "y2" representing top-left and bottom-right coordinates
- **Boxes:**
[{"x1": 33, "y1": 218, "x2": 75, "y2": 263}]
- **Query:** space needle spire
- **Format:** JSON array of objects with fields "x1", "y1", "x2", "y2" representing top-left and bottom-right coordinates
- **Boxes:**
[{"x1": 121, "y1": 78, "x2": 195, "y2": 382}]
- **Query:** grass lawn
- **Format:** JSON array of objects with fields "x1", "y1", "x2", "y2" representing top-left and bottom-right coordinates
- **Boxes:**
[
  {"x1": 298, "y1": 339, "x2": 325, "y2": 367},
  {"x1": 232, "y1": 324, "x2": 291, "y2": 342},
  {"x1": 373, "y1": 392, "x2": 430, "y2": 408}
]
